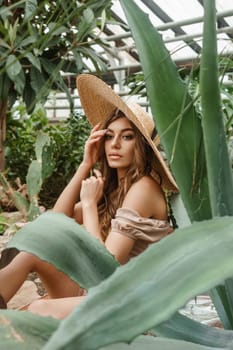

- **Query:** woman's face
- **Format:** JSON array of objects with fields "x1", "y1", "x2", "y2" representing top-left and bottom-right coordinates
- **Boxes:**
[{"x1": 104, "y1": 117, "x2": 136, "y2": 177}]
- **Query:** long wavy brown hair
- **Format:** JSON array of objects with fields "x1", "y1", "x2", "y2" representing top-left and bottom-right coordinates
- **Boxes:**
[{"x1": 97, "y1": 110, "x2": 162, "y2": 240}]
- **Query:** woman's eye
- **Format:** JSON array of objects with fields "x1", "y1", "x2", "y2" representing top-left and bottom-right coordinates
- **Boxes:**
[
  {"x1": 123, "y1": 134, "x2": 134, "y2": 140},
  {"x1": 105, "y1": 134, "x2": 113, "y2": 140}
]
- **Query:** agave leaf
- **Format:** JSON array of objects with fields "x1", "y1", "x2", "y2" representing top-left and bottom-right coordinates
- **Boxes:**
[
  {"x1": 199, "y1": 0, "x2": 233, "y2": 329},
  {"x1": 6, "y1": 211, "x2": 118, "y2": 289},
  {"x1": 119, "y1": 0, "x2": 233, "y2": 331},
  {"x1": 100, "y1": 335, "x2": 225, "y2": 350},
  {"x1": 210, "y1": 284, "x2": 233, "y2": 330},
  {"x1": 153, "y1": 311, "x2": 233, "y2": 348},
  {"x1": 200, "y1": 0, "x2": 233, "y2": 216},
  {"x1": 43, "y1": 217, "x2": 233, "y2": 350},
  {"x1": 0, "y1": 310, "x2": 58, "y2": 349},
  {"x1": 0, "y1": 311, "x2": 224, "y2": 350},
  {"x1": 119, "y1": 0, "x2": 210, "y2": 222}
]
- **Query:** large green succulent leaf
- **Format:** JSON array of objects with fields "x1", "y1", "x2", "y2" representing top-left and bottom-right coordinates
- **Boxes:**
[
  {"x1": 0, "y1": 310, "x2": 59, "y2": 349},
  {"x1": 119, "y1": 0, "x2": 233, "y2": 331},
  {"x1": 6, "y1": 212, "x2": 119, "y2": 289},
  {"x1": 43, "y1": 216, "x2": 233, "y2": 350},
  {"x1": 119, "y1": 0, "x2": 210, "y2": 222},
  {"x1": 100, "y1": 335, "x2": 226, "y2": 350},
  {"x1": 0, "y1": 310, "x2": 226, "y2": 350},
  {"x1": 153, "y1": 311, "x2": 233, "y2": 348},
  {"x1": 199, "y1": 0, "x2": 233, "y2": 329},
  {"x1": 200, "y1": 0, "x2": 233, "y2": 216}
]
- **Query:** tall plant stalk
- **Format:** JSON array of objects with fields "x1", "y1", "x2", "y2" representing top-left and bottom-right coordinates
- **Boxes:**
[
  {"x1": 200, "y1": 0, "x2": 233, "y2": 216},
  {"x1": 119, "y1": 0, "x2": 211, "y2": 223},
  {"x1": 199, "y1": 0, "x2": 233, "y2": 329}
]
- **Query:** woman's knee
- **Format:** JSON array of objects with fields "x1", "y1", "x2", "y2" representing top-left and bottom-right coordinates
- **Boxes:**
[
  {"x1": 14, "y1": 252, "x2": 41, "y2": 272},
  {"x1": 27, "y1": 299, "x2": 51, "y2": 317},
  {"x1": 27, "y1": 298, "x2": 74, "y2": 319}
]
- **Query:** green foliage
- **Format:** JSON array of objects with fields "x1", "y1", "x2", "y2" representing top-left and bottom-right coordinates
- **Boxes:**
[
  {"x1": 120, "y1": 0, "x2": 233, "y2": 330},
  {"x1": 1, "y1": 1, "x2": 233, "y2": 349},
  {"x1": 121, "y1": 1, "x2": 211, "y2": 223},
  {"x1": 0, "y1": 309, "x2": 222, "y2": 350},
  {"x1": 0, "y1": 0, "x2": 112, "y2": 112},
  {"x1": 1, "y1": 131, "x2": 53, "y2": 220},
  {"x1": 39, "y1": 112, "x2": 91, "y2": 207},
  {"x1": 2, "y1": 213, "x2": 233, "y2": 349},
  {"x1": 125, "y1": 65, "x2": 233, "y2": 169},
  {"x1": 5, "y1": 103, "x2": 90, "y2": 208},
  {"x1": 199, "y1": 0, "x2": 233, "y2": 217},
  {"x1": 35, "y1": 216, "x2": 233, "y2": 350},
  {"x1": 5, "y1": 104, "x2": 49, "y2": 181},
  {"x1": 0, "y1": 214, "x2": 7, "y2": 234},
  {"x1": 7, "y1": 211, "x2": 119, "y2": 288}
]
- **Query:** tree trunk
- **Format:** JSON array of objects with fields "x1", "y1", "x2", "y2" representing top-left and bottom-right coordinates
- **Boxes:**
[{"x1": 0, "y1": 99, "x2": 7, "y2": 171}]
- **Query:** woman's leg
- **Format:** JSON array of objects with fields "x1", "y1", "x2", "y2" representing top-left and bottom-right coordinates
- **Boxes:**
[
  {"x1": 28, "y1": 296, "x2": 85, "y2": 319},
  {"x1": 0, "y1": 251, "x2": 80, "y2": 303}
]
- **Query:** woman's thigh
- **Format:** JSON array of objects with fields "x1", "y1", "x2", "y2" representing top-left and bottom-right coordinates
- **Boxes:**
[{"x1": 27, "y1": 295, "x2": 85, "y2": 319}]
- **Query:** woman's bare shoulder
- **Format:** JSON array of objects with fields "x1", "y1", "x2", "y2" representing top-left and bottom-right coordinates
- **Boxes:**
[
  {"x1": 129, "y1": 176, "x2": 164, "y2": 196},
  {"x1": 122, "y1": 176, "x2": 167, "y2": 219}
]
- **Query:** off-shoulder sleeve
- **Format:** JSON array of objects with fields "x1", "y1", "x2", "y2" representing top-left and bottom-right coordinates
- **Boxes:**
[{"x1": 111, "y1": 208, "x2": 171, "y2": 257}]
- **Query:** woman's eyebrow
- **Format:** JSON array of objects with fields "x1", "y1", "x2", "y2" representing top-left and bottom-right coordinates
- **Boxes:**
[{"x1": 107, "y1": 127, "x2": 134, "y2": 132}]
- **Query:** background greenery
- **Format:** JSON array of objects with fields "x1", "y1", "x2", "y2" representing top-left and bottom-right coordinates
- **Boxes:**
[
  {"x1": 1, "y1": 0, "x2": 233, "y2": 349},
  {"x1": 0, "y1": 0, "x2": 112, "y2": 170},
  {"x1": 4, "y1": 104, "x2": 90, "y2": 209}
]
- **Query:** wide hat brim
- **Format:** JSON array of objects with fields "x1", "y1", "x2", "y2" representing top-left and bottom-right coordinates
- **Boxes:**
[{"x1": 76, "y1": 74, "x2": 178, "y2": 193}]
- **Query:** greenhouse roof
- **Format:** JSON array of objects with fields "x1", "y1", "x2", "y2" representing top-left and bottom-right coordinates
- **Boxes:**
[
  {"x1": 48, "y1": 0, "x2": 233, "y2": 117},
  {"x1": 93, "y1": 0, "x2": 233, "y2": 85}
]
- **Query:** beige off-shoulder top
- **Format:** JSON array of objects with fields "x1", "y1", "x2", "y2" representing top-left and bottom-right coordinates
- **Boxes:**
[{"x1": 111, "y1": 208, "x2": 172, "y2": 258}]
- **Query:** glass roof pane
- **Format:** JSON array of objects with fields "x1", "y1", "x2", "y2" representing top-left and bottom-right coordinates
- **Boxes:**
[
  {"x1": 147, "y1": 0, "x2": 204, "y2": 21},
  {"x1": 109, "y1": 0, "x2": 233, "y2": 65}
]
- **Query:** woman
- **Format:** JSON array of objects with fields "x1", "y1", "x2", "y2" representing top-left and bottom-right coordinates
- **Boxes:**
[{"x1": 0, "y1": 74, "x2": 178, "y2": 319}]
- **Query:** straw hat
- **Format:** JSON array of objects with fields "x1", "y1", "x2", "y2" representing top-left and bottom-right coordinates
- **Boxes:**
[{"x1": 76, "y1": 74, "x2": 178, "y2": 192}]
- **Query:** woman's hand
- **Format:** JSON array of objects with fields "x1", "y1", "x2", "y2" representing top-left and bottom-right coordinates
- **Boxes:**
[
  {"x1": 53, "y1": 125, "x2": 106, "y2": 217},
  {"x1": 80, "y1": 169, "x2": 105, "y2": 207},
  {"x1": 82, "y1": 124, "x2": 107, "y2": 169}
]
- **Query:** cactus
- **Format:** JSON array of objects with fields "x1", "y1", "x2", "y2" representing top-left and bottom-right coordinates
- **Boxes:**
[
  {"x1": 0, "y1": 132, "x2": 54, "y2": 221},
  {"x1": 26, "y1": 132, "x2": 54, "y2": 220}
]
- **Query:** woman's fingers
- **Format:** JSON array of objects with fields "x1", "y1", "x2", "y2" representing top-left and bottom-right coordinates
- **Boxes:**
[
  {"x1": 83, "y1": 125, "x2": 107, "y2": 167},
  {"x1": 80, "y1": 173, "x2": 104, "y2": 204},
  {"x1": 88, "y1": 129, "x2": 107, "y2": 142},
  {"x1": 93, "y1": 169, "x2": 103, "y2": 179}
]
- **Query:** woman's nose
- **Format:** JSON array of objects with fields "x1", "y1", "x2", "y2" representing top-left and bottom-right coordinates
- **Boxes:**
[{"x1": 111, "y1": 136, "x2": 120, "y2": 148}]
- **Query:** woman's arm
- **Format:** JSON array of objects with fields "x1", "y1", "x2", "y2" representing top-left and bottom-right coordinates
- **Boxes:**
[
  {"x1": 53, "y1": 124, "x2": 106, "y2": 217},
  {"x1": 80, "y1": 170, "x2": 104, "y2": 241},
  {"x1": 53, "y1": 163, "x2": 91, "y2": 217},
  {"x1": 105, "y1": 233, "x2": 135, "y2": 264},
  {"x1": 104, "y1": 176, "x2": 167, "y2": 264}
]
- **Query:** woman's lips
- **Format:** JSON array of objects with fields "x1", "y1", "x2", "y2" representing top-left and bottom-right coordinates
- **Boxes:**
[{"x1": 108, "y1": 153, "x2": 122, "y2": 160}]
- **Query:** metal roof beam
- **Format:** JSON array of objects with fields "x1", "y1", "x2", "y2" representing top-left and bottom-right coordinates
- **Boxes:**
[
  {"x1": 140, "y1": 0, "x2": 201, "y2": 53},
  {"x1": 197, "y1": 0, "x2": 233, "y2": 39},
  {"x1": 105, "y1": 25, "x2": 233, "y2": 46},
  {"x1": 105, "y1": 9, "x2": 233, "y2": 41},
  {"x1": 103, "y1": 47, "x2": 233, "y2": 73}
]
